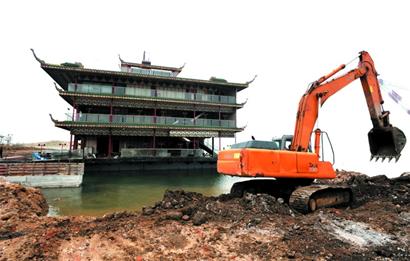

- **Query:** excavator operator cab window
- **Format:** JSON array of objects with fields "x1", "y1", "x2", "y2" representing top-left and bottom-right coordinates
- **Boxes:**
[{"x1": 231, "y1": 140, "x2": 279, "y2": 150}]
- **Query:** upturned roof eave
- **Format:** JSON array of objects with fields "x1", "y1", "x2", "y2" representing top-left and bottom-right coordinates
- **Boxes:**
[
  {"x1": 53, "y1": 121, "x2": 244, "y2": 132},
  {"x1": 40, "y1": 63, "x2": 249, "y2": 91}
]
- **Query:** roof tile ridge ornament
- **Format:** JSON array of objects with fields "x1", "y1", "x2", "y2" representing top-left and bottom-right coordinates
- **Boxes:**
[
  {"x1": 246, "y1": 75, "x2": 257, "y2": 85},
  {"x1": 49, "y1": 114, "x2": 57, "y2": 123},
  {"x1": 118, "y1": 54, "x2": 125, "y2": 64},
  {"x1": 117, "y1": 54, "x2": 182, "y2": 73},
  {"x1": 54, "y1": 82, "x2": 63, "y2": 92},
  {"x1": 240, "y1": 98, "x2": 248, "y2": 106},
  {"x1": 30, "y1": 48, "x2": 45, "y2": 64}
]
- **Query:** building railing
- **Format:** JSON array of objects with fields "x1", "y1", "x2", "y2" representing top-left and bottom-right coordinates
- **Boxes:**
[
  {"x1": 67, "y1": 83, "x2": 237, "y2": 104},
  {"x1": 120, "y1": 148, "x2": 213, "y2": 158},
  {"x1": 75, "y1": 113, "x2": 236, "y2": 128}
]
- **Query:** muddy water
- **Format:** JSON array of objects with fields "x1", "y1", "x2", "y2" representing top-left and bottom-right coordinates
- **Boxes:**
[{"x1": 41, "y1": 170, "x2": 245, "y2": 216}]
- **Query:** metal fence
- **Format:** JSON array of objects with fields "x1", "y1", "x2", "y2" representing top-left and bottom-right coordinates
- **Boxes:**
[
  {"x1": 68, "y1": 83, "x2": 236, "y2": 104},
  {"x1": 120, "y1": 148, "x2": 209, "y2": 158},
  {"x1": 76, "y1": 113, "x2": 236, "y2": 128}
]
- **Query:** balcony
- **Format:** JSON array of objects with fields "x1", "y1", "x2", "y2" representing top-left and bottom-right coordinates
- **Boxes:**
[
  {"x1": 74, "y1": 113, "x2": 236, "y2": 128},
  {"x1": 67, "y1": 83, "x2": 237, "y2": 104}
]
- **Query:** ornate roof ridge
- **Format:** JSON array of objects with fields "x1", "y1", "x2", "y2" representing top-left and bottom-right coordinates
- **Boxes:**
[
  {"x1": 118, "y1": 54, "x2": 184, "y2": 74},
  {"x1": 41, "y1": 63, "x2": 249, "y2": 88}
]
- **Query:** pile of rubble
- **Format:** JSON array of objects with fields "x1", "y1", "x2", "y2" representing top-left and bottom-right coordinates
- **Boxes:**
[
  {"x1": 142, "y1": 189, "x2": 294, "y2": 226},
  {"x1": 0, "y1": 172, "x2": 409, "y2": 260}
]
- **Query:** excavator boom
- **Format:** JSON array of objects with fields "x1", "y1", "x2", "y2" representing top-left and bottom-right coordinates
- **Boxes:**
[
  {"x1": 217, "y1": 51, "x2": 407, "y2": 213},
  {"x1": 291, "y1": 51, "x2": 406, "y2": 161}
]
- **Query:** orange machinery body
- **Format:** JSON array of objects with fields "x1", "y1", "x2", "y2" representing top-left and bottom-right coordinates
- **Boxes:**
[
  {"x1": 218, "y1": 51, "x2": 406, "y2": 181},
  {"x1": 217, "y1": 148, "x2": 335, "y2": 179}
]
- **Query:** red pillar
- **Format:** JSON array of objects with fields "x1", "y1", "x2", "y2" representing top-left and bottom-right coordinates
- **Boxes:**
[
  {"x1": 69, "y1": 101, "x2": 76, "y2": 152},
  {"x1": 108, "y1": 90, "x2": 113, "y2": 157},
  {"x1": 212, "y1": 137, "x2": 214, "y2": 156},
  {"x1": 69, "y1": 134, "x2": 73, "y2": 152},
  {"x1": 218, "y1": 106, "x2": 222, "y2": 151},
  {"x1": 73, "y1": 137, "x2": 79, "y2": 150},
  {"x1": 153, "y1": 105, "x2": 157, "y2": 155},
  {"x1": 153, "y1": 129, "x2": 156, "y2": 149},
  {"x1": 108, "y1": 134, "x2": 112, "y2": 158},
  {"x1": 153, "y1": 129, "x2": 156, "y2": 157}
]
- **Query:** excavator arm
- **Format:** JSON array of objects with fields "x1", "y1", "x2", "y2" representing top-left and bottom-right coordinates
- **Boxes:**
[
  {"x1": 291, "y1": 51, "x2": 406, "y2": 161},
  {"x1": 217, "y1": 51, "x2": 406, "y2": 213}
]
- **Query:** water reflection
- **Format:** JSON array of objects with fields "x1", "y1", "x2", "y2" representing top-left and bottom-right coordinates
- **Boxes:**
[{"x1": 41, "y1": 170, "x2": 245, "y2": 216}]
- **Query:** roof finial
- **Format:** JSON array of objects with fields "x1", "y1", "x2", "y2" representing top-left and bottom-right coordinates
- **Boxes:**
[
  {"x1": 246, "y1": 75, "x2": 258, "y2": 85},
  {"x1": 142, "y1": 51, "x2": 151, "y2": 65},
  {"x1": 53, "y1": 82, "x2": 63, "y2": 92},
  {"x1": 240, "y1": 98, "x2": 248, "y2": 106},
  {"x1": 49, "y1": 114, "x2": 57, "y2": 123},
  {"x1": 118, "y1": 54, "x2": 124, "y2": 63},
  {"x1": 179, "y1": 62, "x2": 186, "y2": 70},
  {"x1": 30, "y1": 48, "x2": 45, "y2": 64}
]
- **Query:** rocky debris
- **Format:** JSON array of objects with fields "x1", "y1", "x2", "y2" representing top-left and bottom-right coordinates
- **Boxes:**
[
  {"x1": 0, "y1": 179, "x2": 48, "y2": 220},
  {"x1": 319, "y1": 171, "x2": 410, "y2": 207},
  {"x1": 164, "y1": 211, "x2": 183, "y2": 221},
  {"x1": 0, "y1": 171, "x2": 409, "y2": 260},
  {"x1": 321, "y1": 169, "x2": 366, "y2": 185},
  {"x1": 401, "y1": 172, "x2": 410, "y2": 177},
  {"x1": 192, "y1": 211, "x2": 207, "y2": 225},
  {"x1": 151, "y1": 190, "x2": 293, "y2": 226},
  {"x1": 142, "y1": 207, "x2": 154, "y2": 216}
]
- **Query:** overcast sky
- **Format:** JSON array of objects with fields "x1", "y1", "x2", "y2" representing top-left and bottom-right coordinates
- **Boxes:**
[{"x1": 1, "y1": 0, "x2": 409, "y2": 177}]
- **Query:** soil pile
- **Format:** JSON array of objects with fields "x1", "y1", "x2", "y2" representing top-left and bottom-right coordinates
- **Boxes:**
[
  {"x1": 0, "y1": 172, "x2": 409, "y2": 260},
  {"x1": 143, "y1": 189, "x2": 294, "y2": 226},
  {"x1": 0, "y1": 179, "x2": 48, "y2": 221}
]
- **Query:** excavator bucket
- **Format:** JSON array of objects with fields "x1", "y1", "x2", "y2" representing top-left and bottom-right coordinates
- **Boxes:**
[{"x1": 368, "y1": 126, "x2": 406, "y2": 162}]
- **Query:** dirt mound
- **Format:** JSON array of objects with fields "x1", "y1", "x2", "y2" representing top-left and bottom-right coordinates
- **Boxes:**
[
  {"x1": 320, "y1": 169, "x2": 367, "y2": 185},
  {"x1": 143, "y1": 190, "x2": 294, "y2": 225},
  {"x1": 0, "y1": 172, "x2": 409, "y2": 260},
  {"x1": 318, "y1": 171, "x2": 410, "y2": 206},
  {"x1": 0, "y1": 179, "x2": 48, "y2": 242},
  {"x1": 0, "y1": 179, "x2": 48, "y2": 220}
]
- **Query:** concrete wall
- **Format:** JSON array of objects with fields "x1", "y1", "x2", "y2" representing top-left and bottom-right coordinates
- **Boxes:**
[
  {"x1": 4, "y1": 175, "x2": 83, "y2": 188},
  {"x1": 0, "y1": 162, "x2": 84, "y2": 188}
]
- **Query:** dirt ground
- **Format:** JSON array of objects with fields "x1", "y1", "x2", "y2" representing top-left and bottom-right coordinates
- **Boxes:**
[{"x1": 0, "y1": 171, "x2": 409, "y2": 260}]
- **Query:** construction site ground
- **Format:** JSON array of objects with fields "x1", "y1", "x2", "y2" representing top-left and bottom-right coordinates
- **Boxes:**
[{"x1": 0, "y1": 170, "x2": 409, "y2": 260}]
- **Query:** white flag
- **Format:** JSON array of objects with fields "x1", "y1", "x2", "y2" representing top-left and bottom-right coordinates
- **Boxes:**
[{"x1": 379, "y1": 79, "x2": 410, "y2": 115}]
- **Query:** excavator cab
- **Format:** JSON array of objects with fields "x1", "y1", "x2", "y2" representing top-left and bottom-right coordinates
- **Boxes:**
[{"x1": 368, "y1": 126, "x2": 406, "y2": 161}]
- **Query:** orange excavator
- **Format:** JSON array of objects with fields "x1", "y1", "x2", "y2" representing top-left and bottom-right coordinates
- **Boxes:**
[{"x1": 217, "y1": 51, "x2": 406, "y2": 213}]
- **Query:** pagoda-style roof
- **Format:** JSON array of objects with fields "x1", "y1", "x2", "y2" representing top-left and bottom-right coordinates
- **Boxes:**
[{"x1": 32, "y1": 50, "x2": 251, "y2": 92}]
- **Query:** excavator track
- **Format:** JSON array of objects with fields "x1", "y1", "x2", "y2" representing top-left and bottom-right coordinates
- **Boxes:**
[
  {"x1": 289, "y1": 185, "x2": 352, "y2": 214},
  {"x1": 229, "y1": 180, "x2": 353, "y2": 214}
]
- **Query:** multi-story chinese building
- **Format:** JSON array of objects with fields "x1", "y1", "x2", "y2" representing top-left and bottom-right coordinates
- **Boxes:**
[{"x1": 32, "y1": 50, "x2": 249, "y2": 162}]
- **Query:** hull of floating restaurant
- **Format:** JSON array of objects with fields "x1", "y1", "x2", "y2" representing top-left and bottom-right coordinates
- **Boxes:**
[
  {"x1": 84, "y1": 157, "x2": 217, "y2": 175},
  {"x1": 0, "y1": 162, "x2": 84, "y2": 188}
]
